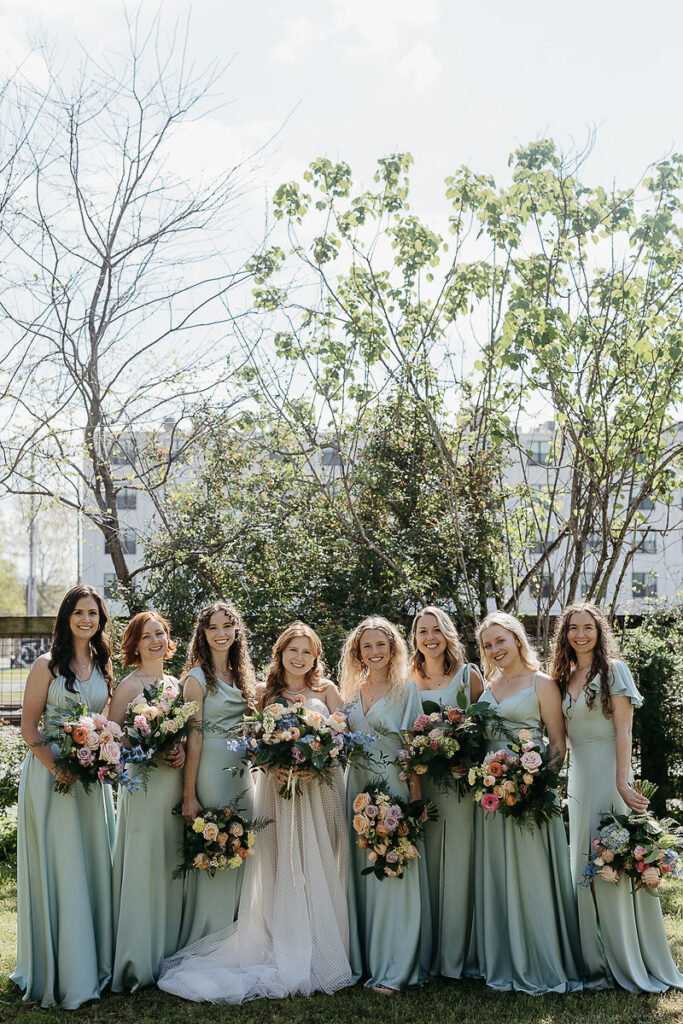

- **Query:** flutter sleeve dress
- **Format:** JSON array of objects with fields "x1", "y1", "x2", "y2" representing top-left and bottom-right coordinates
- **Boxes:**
[
  {"x1": 564, "y1": 660, "x2": 683, "y2": 992},
  {"x1": 11, "y1": 668, "x2": 116, "y2": 1010},
  {"x1": 346, "y1": 680, "x2": 432, "y2": 991}
]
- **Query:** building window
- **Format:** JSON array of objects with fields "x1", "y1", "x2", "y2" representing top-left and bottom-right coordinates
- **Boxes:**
[
  {"x1": 321, "y1": 447, "x2": 342, "y2": 468},
  {"x1": 638, "y1": 497, "x2": 654, "y2": 511},
  {"x1": 103, "y1": 573, "x2": 118, "y2": 599},
  {"x1": 526, "y1": 439, "x2": 550, "y2": 466},
  {"x1": 104, "y1": 529, "x2": 137, "y2": 555},
  {"x1": 109, "y1": 440, "x2": 136, "y2": 466},
  {"x1": 586, "y1": 533, "x2": 602, "y2": 553},
  {"x1": 116, "y1": 488, "x2": 137, "y2": 510},
  {"x1": 638, "y1": 531, "x2": 657, "y2": 555},
  {"x1": 632, "y1": 571, "x2": 657, "y2": 600}
]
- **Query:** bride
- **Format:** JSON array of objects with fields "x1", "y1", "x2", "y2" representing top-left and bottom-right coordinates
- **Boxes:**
[{"x1": 158, "y1": 621, "x2": 352, "y2": 1003}]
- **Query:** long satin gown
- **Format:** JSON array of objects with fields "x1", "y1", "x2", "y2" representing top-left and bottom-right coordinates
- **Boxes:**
[
  {"x1": 346, "y1": 681, "x2": 432, "y2": 990},
  {"x1": 177, "y1": 666, "x2": 252, "y2": 947},
  {"x1": 111, "y1": 674, "x2": 185, "y2": 990},
  {"x1": 11, "y1": 668, "x2": 116, "y2": 1009},
  {"x1": 564, "y1": 660, "x2": 683, "y2": 992},
  {"x1": 466, "y1": 679, "x2": 586, "y2": 994},
  {"x1": 416, "y1": 663, "x2": 476, "y2": 978}
]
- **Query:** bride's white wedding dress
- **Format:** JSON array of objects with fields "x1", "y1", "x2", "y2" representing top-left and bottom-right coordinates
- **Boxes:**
[{"x1": 158, "y1": 698, "x2": 352, "y2": 1003}]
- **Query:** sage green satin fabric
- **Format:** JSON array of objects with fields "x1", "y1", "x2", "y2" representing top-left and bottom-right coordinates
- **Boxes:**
[
  {"x1": 346, "y1": 681, "x2": 432, "y2": 990},
  {"x1": 565, "y1": 660, "x2": 683, "y2": 992},
  {"x1": 12, "y1": 669, "x2": 115, "y2": 1009},
  {"x1": 466, "y1": 681, "x2": 585, "y2": 994}
]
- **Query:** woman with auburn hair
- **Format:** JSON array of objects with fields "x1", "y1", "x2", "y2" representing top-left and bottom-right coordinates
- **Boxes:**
[
  {"x1": 409, "y1": 606, "x2": 483, "y2": 979},
  {"x1": 177, "y1": 600, "x2": 257, "y2": 947},
  {"x1": 159, "y1": 622, "x2": 353, "y2": 1003},
  {"x1": 12, "y1": 586, "x2": 116, "y2": 1009},
  {"x1": 553, "y1": 602, "x2": 683, "y2": 992},
  {"x1": 341, "y1": 616, "x2": 431, "y2": 994},
  {"x1": 109, "y1": 611, "x2": 186, "y2": 991},
  {"x1": 465, "y1": 611, "x2": 586, "y2": 994}
]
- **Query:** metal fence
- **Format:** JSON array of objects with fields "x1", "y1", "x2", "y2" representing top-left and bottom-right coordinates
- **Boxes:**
[{"x1": 0, "y1": 616, "x2": 53, "y2": 724}]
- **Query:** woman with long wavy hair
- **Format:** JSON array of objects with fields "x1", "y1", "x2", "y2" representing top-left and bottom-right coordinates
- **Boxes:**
[
  {"x1": 176, "y1": 600, "x2": 256, "y2": 947},
  {"x1": 159, "y1": 621, "x2": 353, "y2": 1003},
  {"x1": 552, "y1": 602, "x2": 683, "y2": 992},
  {"x1": 409, "y1": 606, "x2": 483, "y2": 979},
  {"x1": 340, "y1": 615, "x2": 432, "y2": 994},
  {"x1": 12, "y1": 585, "x2": 116, "y2": 1009}
]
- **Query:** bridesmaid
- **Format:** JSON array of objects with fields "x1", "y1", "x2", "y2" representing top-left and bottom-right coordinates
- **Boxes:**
[
  {"x1": 11, "y1": 585, "x2": 116, "y2": 1009},
  {"x1": 177, "y1": 600, "x2": 257, "y2": 947},
  {"x1": 466, "y1": 611, "x2": 586, "y2": 994},
  {"x1": 341, "y1": 616, "x2": 431, "y2": 994},
  {"x1": 552, "y1": 602, "x2": 683, "y2": 992},
  {"x1": 109, "y1": 611, "x2": 186, "y2": 990},
  {"x1": 409, "y1": 606, "x2": 483, "y2": 979}
]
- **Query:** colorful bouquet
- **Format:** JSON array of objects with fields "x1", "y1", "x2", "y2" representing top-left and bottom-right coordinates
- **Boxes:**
[
  {"x1": 42, "y1": 701, "x2": 139, "y2": 794},
  {"x1": 396, "y1": 693, "x2": 500, "y2": 795},
  {"x1": 582, "y1": 789, "x2": 683, "y2": 895},
  {"x1": 468, "y1": 728, "x2": 561, "y2": 829},
  {"x1": 228, "y1": 698, "x2": 372, "y2": 798},
  {"x1": 352, "y1": 781, "x2": 438, "y2": 880},
  {"x1": 123, "y1": 680, "x2": 198, "y2": 762},
  {"x1": 174, "y1": 802, "x2": 270, "y2": 878}
]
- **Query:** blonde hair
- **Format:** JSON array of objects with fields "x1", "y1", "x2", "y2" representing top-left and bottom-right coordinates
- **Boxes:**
[
  {"x1": 338, "y1": 616, "x2": 409, "y2": 702},
  {"x1": 409, "y1": 606, "x2": 466, "y2": 680},
  {"x1": 476, "y1": 611, "x2": 539, "y2": 681},
  {"x1": 261, "y1": 621, "x2": 326, "y2": 708}
]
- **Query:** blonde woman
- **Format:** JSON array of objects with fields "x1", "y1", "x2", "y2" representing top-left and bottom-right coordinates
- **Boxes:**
[
  {"x1": 341, "y1": 616, "x2": 431, "y2": 994},
  {"x1": 465, "y1": 611, "x2": 586, "y2": 994},
  {"x1": 409, "y1": 607, "x2": 483, "y2": 979}
]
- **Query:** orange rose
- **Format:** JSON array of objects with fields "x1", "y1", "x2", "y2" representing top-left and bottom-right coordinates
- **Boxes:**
[
  {"x1": 493, "y1": 785, "x2": 505, "y2": 798},
  {"x1": 397, "y1": 822, "x2": 409, "y2": 837},
  {"x1": 357, "y1": 835, "x2": 369, "y2": 849},
  {"x1": 505, "y1": 794, "x2": 517, "y2": 806},
  {"x1": 203, "y1": 823, "x2": 219, "y2": 842},
  {"x1": 487, "y1": 761, "x2": 503, "y2": 778},
  {"x1": 72, "y1": 726, "x2": 89, "y2": 744},
  {"x1": 217, "y1": 832, "x2": 228, "y2": 848},
  {"x1": 353, "y1": 792, "x2": 371, "y2": 813},
  {"x1": 375, "y1": 823, "x2": 390, "y2": 837}
]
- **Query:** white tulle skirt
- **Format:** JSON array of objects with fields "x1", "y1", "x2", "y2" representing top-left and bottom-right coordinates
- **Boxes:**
[{"x1": 158, "y1": 769, "x2": 352, "y2": 1003}]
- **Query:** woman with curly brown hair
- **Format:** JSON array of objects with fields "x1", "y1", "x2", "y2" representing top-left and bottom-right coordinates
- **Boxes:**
[
  {"x1": 12, "y1": 585, "x2": 116, "y2": 1009},
  {"x1": 177, "y1": 600, "x2": 256, "y2": 947},
  {"x1": 553, "y1": 602, "x2": 683, "y2": 992}
]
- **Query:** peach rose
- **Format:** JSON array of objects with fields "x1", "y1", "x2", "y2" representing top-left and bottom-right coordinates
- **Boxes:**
[
  {"x1": 374, "y1": 844, "x2": 387, "y2": 856},
  {"x1": 353, "y1": 814, "x2": 370, "y2": 835},
  {"x1": 598, "y1": 865, "x2": 619, "y2": 883},
  {"x1": 357, "y1": 835, "x2": 369, "y2": 849},
  {"x1": 100, "y1": 741, "x2": 122, "y2": 764},
  {"x1": 601, "y1": 848, "x2": 615, "y2": 863},
  {"x1": 483, "y1": 775, "x2": 496, "y2": 788},
  {"x1": 641, "y1": 867, "x2": 661, "y2": 888},
  {"x1": 217, "y1": 832, "x2": 228, "y2": 848},
  {"x1": 397, "y1": 822, "x2": 409, "y2": 837},
  {"x1": 522, "y1": 773, "x2": 534, "y2": 785},
  {"x1": 505, "y1": 794, "x2": 517, "y2": 806},
  {"x1": 493, "y1": 785, "x2": 505, "y2": 798},
  {"x1": 228, "y1": 822, "x2": 244, "y2": 836},
  {"x1": 367, "y1": 851, "x2": 378, "y2": 863},
  {"x1": 518, "y1": 729, "x2": 533, "y2": 742},
  {"x1": 375, "y1": 823, "x2": 390, "y2": 837},
  {"x1": 203, "y1": 823, "x2": 219, "y2": 841},
  {"x1": 353, "y1": 792, "x2": 371, "y2": 813},
  {"x1": 502, "y1": 779, "x2": 515, "y2": 793},
  {"x1": 72, "y1": 726, "x2": 90, "y2": 745}
]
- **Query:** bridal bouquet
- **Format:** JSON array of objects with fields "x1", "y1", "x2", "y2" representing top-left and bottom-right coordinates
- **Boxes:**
[
  {"x1": 396, "y1": 694, "x2": 499, "y2": 795},
  {"x1": 352, "y1": 782, "x2": 438, "y2": 880},
  {"x1": 42, "y1": 701, "x2": 139, "y2": 794},
  {"x1": 123, "y1": 680, "x2": 198, "y2": 761},
  {"x1": 468, "y1": 728, "x2": 561, "y2": 829},
  {"x1": 582, "y1": 789, "x2": 683, "y2": 895},
  {"x1": 174, "y1": 803, "x2": 269, "y2": 878},
  {"x1": 228, "y1": 698, "x2": 371, "y2": 798}
]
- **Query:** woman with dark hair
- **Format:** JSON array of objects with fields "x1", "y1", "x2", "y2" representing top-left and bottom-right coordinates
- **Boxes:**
[
  {"x1": 11, "y1": 585, "x2": 116, "y2": 1009},
  {"x1": 553, "y1": 602, "x2": 683, "y2": 992},
  {"x1": 109, "y1": 611, "x2": 185, "y2": 991},
  {"x1": 177, "y1": 601, "x2": 256, "y2": 947}
]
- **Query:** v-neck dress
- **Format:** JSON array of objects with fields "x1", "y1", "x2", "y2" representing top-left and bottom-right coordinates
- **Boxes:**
[
  {"x1": 466, "y1": 680, "x2": 586, "y2": 994},
  {"x1": 11, "y1": 668, "x2": 116, "y2": 1010},
  {"x1": 177, "y1": 667, "x2": 252, "y2": 948},
  {"x1": 346, "y1": 681, "x2": 432, "y2": 990},
  {"x1": 415, "y1": 664, "x2": 476, "y2": 978},
  {"x1": 563, "y1": 660, "x2": 683, "y2": 992}
]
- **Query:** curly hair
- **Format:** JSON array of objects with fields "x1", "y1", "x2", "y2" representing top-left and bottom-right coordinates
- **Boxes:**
[
  {"x1": 48, "y1": 585, "x2": 113, "y2": 694},
  {"x1": 184, "y1": 600, "x2": 256, "y2": 705},
  {"x1": 338, "y1": 616, "x2": 409, "y2": 702},
  {"x1": 120, "y1": 611, "x2": 177, "y2": 668},
  {"x1": 261, "y1": 622, "x2": 327, "y2": 709},
  {"x1": 476, "y1": 611, "x2": 539, "y2": 681},
  {"x1": 409, "y1": 606, "x2": 466, "y2": 680},
  {"x1": 550, "y1": 603, "x2": 620, "y2": 717}
]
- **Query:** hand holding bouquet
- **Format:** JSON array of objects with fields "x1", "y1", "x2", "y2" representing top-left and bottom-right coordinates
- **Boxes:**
[
  {"x1": 124, "y1": 680, "x2": 198, "y2": 765},
  {"x1": 352, "y1": 782, "x2": 438, "y2": 879},
  {"x1": 42, "y1": 701, "x2": 138, "y2": 794},
  {"x1": 228, "y1": 698, "x2": 371, "y2": 798},
  {"x1": 469, "y1": 728, "x2": 561, "y2": 829},
  {"x1": 174, "y1": 802, "x2": 270, "y2": 878}
]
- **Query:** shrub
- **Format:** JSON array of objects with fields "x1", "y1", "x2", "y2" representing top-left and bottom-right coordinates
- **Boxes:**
[{"x1": 0, "y1": 728, "x2": 25, "y2": 814}]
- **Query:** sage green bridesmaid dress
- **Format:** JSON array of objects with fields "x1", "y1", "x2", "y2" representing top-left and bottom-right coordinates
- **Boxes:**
[
  {"x1": 416, "y1": 664, "x2": 476, "y2": 978},
  {"x1": 466, "y1": 679, "x2": 586, "y2": 994},
  {"x1": 111, "y1": 675, "x2": 185, "y2": 990},
  {"x1": 177, "y1": 666, "x2": 252, "y2": 947},
  {"x1": 564, "y1": 660, "x2": 683, "y2": 992},
  {"x1": 346, "y1": 681, "x2": 432, "y2": 990},
  {"x1": 11, "y1": 668, "x2": 116, "y2": 1009}
]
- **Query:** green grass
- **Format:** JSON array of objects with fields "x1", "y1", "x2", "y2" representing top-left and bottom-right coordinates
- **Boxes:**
[{"x1": 2, "y1": 867, "x2": 683, "y2": 1024}]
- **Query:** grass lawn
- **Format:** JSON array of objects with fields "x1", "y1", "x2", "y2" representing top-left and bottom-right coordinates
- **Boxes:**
[{"x1": 2, "y1": 863, "x2": 683, "y2": 1024}]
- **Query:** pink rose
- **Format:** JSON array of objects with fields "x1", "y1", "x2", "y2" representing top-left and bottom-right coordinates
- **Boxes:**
[
  {"x1": 76, "y1": 747, "x2": 95, "y2": 765},
  {"x1": 641, "y1": 867, "x2": 660, "y2": 888},
  {"x1": 63, "y1": 724, "x2": 73, "y2": 733},
  {"x1": 165, "y1": 719, "x2": 178, "y2": 733},
  {"x1": 97, "y1": 765, "x2": 110, "y2": 782},
  {"x1": 597, "y1": 865, "x2": 619, "y2": 883},
  {"x1": 601, "y1": 849, "x2": 615, "y2": 863},
  {"x1": 413, "y1": 714, "x2": 430, "y2": 731},
  {"x1": 636, "y1": 860, "x2": 646, "y2": 872},
  {"x1": 100, "y1": 741, "x2": 122, "y2": 764},
  {"x1": 481, "y1": 793, "x2": 500, "y2": 812},
  {"x1": 92, "y1": 713, "x2": 108, "y2": 729},
  {"x1": 85, "y1": 731, "x2": 101, "y2": 749},
  {"x1": 633, "y1": 845, "x2": 646, "y2": 860},
  {"x1": 134, "y1": 715, "x2": 151, "y2": 735},
  {"x1": 520, "y1": 750, "x2": 542, "y2": 772},
  {"x1": 108, "y1": 721, "x2": 123, "y2": 739}
]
